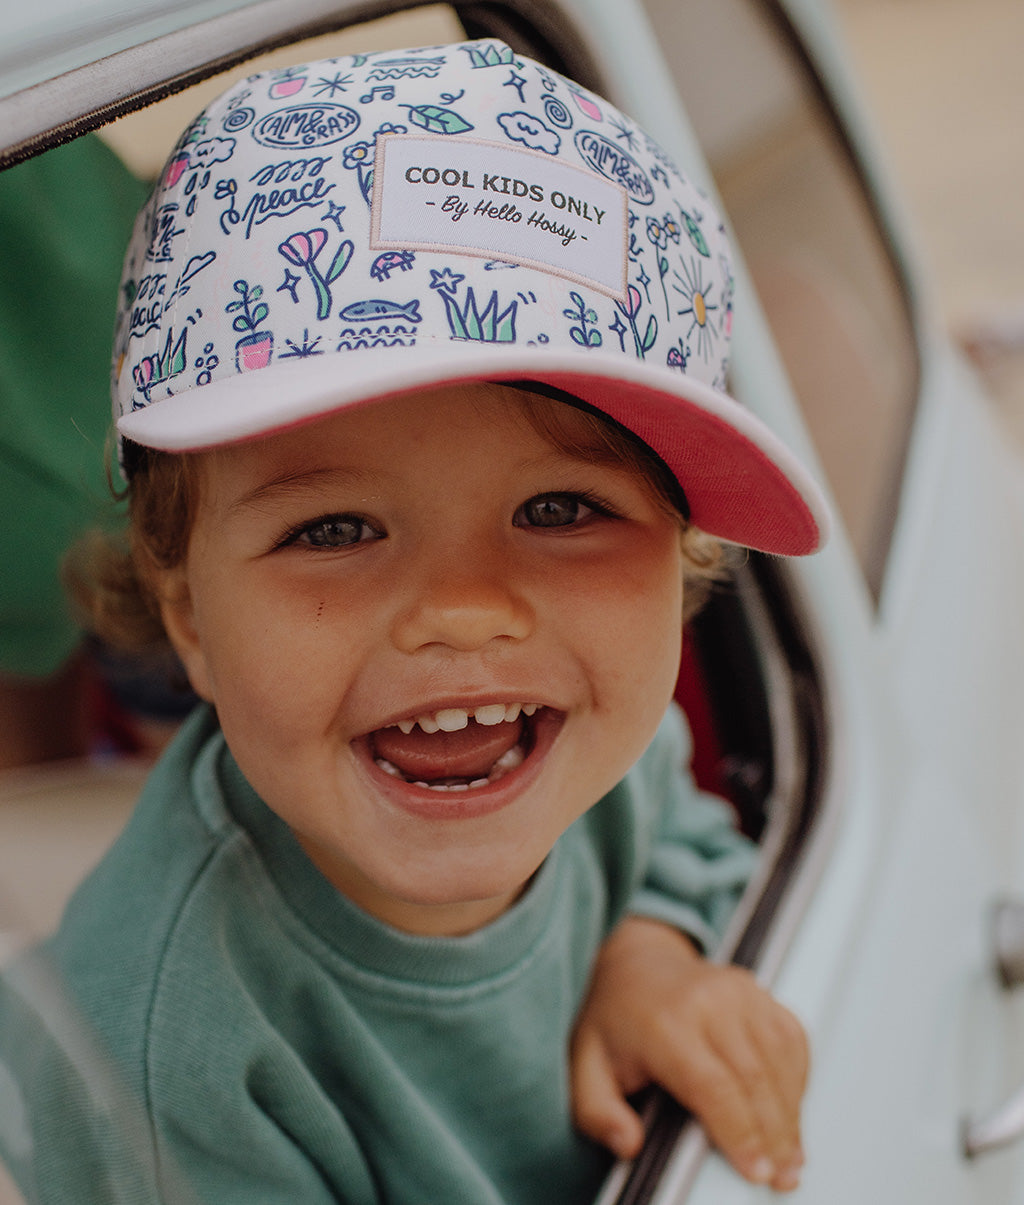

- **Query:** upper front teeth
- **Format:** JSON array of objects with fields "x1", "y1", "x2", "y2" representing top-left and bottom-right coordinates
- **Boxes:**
[{"x1": 393, "y1": 702, "x2": 538, "y2": 735}]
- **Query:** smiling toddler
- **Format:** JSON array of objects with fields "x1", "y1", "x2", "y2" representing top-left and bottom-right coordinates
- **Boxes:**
[{"x1": 0, "y1": 40, "x2": 829, "y2": 1204}]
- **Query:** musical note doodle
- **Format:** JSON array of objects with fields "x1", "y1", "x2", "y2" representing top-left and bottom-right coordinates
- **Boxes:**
[{"x1": 360, "y1": 86, "x2": 396, "y2": 104}]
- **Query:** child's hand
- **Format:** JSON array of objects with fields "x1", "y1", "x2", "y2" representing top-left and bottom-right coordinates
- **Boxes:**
[{"x1": 571, "y1": 916, "x2": 808, "y2": 1192}]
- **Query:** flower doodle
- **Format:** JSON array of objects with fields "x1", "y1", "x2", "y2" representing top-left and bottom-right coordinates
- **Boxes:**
[
  {"x1": 278, "y1": 229, "x2": 354, "y2": 320},
  {"x1": 614, "y1": 285, "x2": 658, "y2": 360},
  {"x1": 647, "y1": 212, "x2": 682, "y2": 317},
  {"x1": 342, "y1": 141, "x2": 375, "y2": 206},
  {"x1": 673, "y1": 257, "x2": 719, "y2": 362}
]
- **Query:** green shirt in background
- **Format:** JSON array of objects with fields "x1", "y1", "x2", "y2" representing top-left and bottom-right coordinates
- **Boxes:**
[
  {"x1": 0, "y1": 136, "x2": 148, "y2": 677},
  {"x1": 0, "y1": 703, "x2": 756, "y2": 1203}
]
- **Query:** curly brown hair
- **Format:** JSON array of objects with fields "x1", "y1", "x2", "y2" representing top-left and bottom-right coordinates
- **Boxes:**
[{"x1": 63, "y1": 446, "x2": 200, "y2": 653}]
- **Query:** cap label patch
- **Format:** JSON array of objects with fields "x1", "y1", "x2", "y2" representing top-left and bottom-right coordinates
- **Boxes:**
[{"x1": 371, "y1": 134, "x2": 628, "y2": 298}]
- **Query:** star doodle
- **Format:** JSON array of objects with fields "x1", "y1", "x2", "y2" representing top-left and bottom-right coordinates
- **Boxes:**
[
  {"x1": 504, "y1": 70, "x2": 528, "y2": 103},
  {"x1": 609, "y1": 115, "x2": 638, "y2": 150},
  {"x1": 429, "y1": 267, "x2": 465, "y2": 296},
  {"x1": 609, "y1": 312, "x2": 628, "y2": 352},
  {"x1": 322, "y1": 200, "x2": 347, "y2": 231},
  {"x1": 277, "y1": 269, "x2": 301, "y2": 303},
  {"x1": 312, "y1": 72, "x2": 353, "y2": 97}
]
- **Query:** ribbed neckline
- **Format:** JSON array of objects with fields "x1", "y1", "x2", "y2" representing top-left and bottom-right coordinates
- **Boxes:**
[{"x1": 209, "y1": 730, "x2": 567, "y2": 991}]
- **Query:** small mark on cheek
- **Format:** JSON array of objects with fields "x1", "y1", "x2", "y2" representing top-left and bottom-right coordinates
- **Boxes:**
[{"x1": 315, "y1": 600, "x2": 325, "y2": 626}]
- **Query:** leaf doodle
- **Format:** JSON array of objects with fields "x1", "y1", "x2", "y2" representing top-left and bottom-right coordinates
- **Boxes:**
[
  {"x1": 564, "y1": 291, "x2": 602, "y2": 348},
  {"x1": 642, "y1": 314, "x2": 658, "y2": 354},
  {"x1": 326, "y1": 240, "x2": 354, "y2": 284},
  {"x1": 402, "y1": 104, "x2": 474, "y2": 136},
  {"x1": 681, "y1": 210, "x2": 710, "y2": 257}
]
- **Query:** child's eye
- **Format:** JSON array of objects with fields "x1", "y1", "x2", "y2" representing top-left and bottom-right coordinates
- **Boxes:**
[
  {"x1": 282, "y1": 514, "x2": 385, "y2": 549},
  {"x1": 513, "y1": 492, "x2": 610, "y2": 530}
]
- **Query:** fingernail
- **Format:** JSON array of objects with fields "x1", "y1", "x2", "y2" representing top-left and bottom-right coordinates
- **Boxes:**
[
  {"x1": 777, "y1": 1164, "x2": 802, "y2": 1191},
  {"x1": 608, "y1": 1126, "x2": 639, "y2": 1161},
  {"x1": 749, "y1": 1156, "x2": 775, "y2": 1184}
]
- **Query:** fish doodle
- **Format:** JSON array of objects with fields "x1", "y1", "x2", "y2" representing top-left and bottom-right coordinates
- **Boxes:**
[{"x1": 338, "y1": 299, "x2": 423, "y2": 323}]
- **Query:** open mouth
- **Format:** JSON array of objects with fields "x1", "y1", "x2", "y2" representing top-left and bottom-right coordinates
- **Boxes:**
[{"x1": 367, "y1": 703, "x2": 549, "y2": 793}]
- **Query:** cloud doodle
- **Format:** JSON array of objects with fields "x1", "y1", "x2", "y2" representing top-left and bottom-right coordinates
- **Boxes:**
[{"x1": 497, "y1": 111, "x2": 560, "y2": 155}]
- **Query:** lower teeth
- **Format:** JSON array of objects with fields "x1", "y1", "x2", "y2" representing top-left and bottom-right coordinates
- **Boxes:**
[{"x1": 375, "y1": 742, "x2": 525, "y2": 791}]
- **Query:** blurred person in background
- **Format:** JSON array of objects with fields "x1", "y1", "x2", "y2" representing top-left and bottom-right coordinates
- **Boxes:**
[{"x1": 0, "y1": 135, "x2": 182, "y2": 770}]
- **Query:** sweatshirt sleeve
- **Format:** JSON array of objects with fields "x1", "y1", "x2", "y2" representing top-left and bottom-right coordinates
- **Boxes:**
[{"x1": 626, "y1": 704, "x2": 759, "y2": 954}]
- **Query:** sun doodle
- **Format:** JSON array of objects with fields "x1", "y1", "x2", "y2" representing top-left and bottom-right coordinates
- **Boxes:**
[{"x1": 672, "y1": 257, "x2": 719, "y2": 361}]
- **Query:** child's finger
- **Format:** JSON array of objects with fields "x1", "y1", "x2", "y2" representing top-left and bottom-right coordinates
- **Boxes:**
[
  {"x1": 734, "y1": 1005, "x2": 807, "y2": 1147},
  {"x1": 746, "y1": 1009, "x2": 808, "y2": 1189},
  {"x1": 695, "y1": 1005, "x2": 805, "y2": 1189},
  {"x1": 714, "y1": 1022, "x2": 799, "y2": 1174},
  {"x1": 752, "y1": 1002, "x2": 810, "y2": 1123},
  {"x1": 648, "y1": 1038, "x2": 769, "y2": 1183},
  {"x1": 570, "y1": 1030, "x2": 646, "y2": 1161}
]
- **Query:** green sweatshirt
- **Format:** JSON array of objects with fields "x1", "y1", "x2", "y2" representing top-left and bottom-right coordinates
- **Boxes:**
[{"x1": 0, "y1": 704, "x2": 756, "y2": 1204}]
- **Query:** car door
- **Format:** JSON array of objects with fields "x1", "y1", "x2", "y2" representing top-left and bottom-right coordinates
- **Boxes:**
[{"x1": 596, "y1": 0, "x2": 1024, "y2": 1200}]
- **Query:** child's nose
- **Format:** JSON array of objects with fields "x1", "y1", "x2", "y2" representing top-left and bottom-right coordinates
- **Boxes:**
[{"x1": 391, "y1": 567, "x2": 534, "y2": 654}]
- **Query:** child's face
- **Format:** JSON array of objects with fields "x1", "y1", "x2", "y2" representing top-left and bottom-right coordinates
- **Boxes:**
[{"x1": 158, "y1": 383, "x2": 686, "y2": 936}]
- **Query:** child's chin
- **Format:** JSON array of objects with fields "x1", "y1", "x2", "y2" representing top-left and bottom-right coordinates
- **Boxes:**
[{"x1": 350, "y1": 707, "x2": 566, "y2": 823}]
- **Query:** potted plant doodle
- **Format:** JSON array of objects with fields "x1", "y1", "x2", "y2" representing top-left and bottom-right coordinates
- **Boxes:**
[{"x1": 228, "y1": 278, "x2": 274, "y2": 372}]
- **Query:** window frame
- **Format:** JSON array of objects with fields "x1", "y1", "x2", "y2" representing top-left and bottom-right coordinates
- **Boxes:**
[
  {"x1": 749, "y1": 0, "x2": 923, "y2": 599},
  {"x1": 635, "y1": 0, "x2": 922, "y2": 603}
]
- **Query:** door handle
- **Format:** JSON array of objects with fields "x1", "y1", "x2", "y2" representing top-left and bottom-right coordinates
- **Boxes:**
[
  {"x1": 963, "y1": 899, "x2": 1024, "y2": 1158},
  {"x1": 963, "y1": 1085, "x2": 1024, "y2": 1158}
]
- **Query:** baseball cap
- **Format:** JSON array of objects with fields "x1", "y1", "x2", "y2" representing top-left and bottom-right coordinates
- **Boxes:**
[{"x1": 112, "y1": 39, "x2": 829, "y2": 556}]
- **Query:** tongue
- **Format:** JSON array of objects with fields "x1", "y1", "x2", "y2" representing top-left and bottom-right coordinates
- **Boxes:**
[{"x1": 372, "y1": 717, "x2": 524, "y2": 782}]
